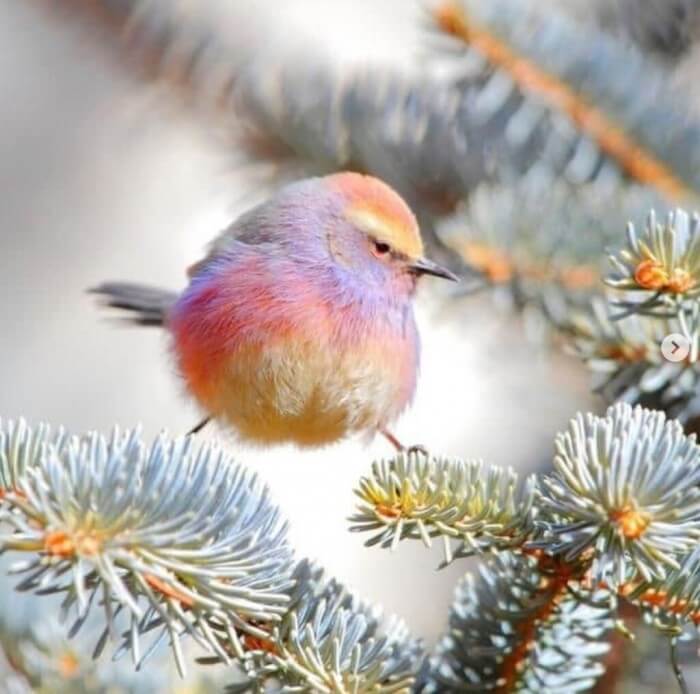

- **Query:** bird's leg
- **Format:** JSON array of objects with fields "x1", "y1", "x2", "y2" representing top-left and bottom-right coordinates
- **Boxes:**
[
  {"x1": 381, "y1": 428, "x2": 404, "y2": 452},
  {"x1": 380, "y1": 428, "x2": 428, "y2": 457},
  {"x1": 188, "y1": 416, "x2": 211, "y2": 436}
]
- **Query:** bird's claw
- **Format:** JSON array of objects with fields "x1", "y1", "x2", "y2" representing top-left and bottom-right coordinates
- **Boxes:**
[
  {"x1": 380, "y1": 429, "x2": 428, "y2": 457},
  {"x1": 406, "y1": 444, "x2": 429, "y2": 457}
]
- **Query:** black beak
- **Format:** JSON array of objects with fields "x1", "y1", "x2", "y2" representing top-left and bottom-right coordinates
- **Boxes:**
[{"x1": 410, "y1": 257, "x2": 460, "y2": 282}]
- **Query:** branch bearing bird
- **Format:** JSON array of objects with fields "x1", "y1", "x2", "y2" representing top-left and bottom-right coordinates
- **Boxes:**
[{"x1": 92, "y1": 173, "x2": 457, "y2": 448}]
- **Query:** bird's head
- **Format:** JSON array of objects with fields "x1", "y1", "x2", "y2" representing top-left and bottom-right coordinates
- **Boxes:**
[{"x1": 323, "y1": 172, "x2": 458, "y2": 295}]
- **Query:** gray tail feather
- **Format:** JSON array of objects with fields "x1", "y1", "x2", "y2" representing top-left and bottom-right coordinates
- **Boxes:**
[{"x1": 90, "y1": 282, "x2": 178, "y2": 326}]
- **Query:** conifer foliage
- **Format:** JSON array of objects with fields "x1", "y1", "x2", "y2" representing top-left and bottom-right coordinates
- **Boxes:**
[{"x1": 9, "y1": 0, "x2": 700, "y2": 690}]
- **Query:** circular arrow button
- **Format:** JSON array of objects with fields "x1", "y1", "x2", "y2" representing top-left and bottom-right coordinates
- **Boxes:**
[{"x1": 661, "y1": 333, "x2": 691, "y2": 363}]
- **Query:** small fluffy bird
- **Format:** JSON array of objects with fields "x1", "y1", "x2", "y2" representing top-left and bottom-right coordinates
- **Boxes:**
[{"x1": 93, "y1": 172, "x2": 457, "y2": 448}]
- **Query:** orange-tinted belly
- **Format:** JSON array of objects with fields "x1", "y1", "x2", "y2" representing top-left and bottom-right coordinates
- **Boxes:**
[{"x1": 175, "y1": 330, "x2": 416, "y2": 447}]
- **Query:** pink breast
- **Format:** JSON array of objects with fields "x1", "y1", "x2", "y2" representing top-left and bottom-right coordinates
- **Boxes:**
[
  {"x1": 168, "y1": 258, "x2": 301, "y2": 409},
  {"x1": 168, "y1": 257, "x2": 419, "y2": 441}
]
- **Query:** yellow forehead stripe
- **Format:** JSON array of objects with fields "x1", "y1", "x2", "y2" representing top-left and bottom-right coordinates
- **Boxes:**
[{"x1": 346, "y1": 207, "x2": 423, "y2": 259}]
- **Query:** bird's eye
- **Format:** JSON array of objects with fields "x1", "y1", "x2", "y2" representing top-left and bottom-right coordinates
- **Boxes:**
[{"x1": 372, "y1": 240, "x2": 391, "y2": 256}]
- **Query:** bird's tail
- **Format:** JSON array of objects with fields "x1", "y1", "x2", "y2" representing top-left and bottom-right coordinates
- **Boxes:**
[{"x1": 90, "y1": 282, "x2": 178, "y2": 326}]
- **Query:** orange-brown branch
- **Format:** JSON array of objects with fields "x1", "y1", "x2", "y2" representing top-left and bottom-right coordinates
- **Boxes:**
[
  {"x1": 619, "y1": 582, "x2": 700, "y2": 625},
  {"x1": 454, "y1": 239, "x2": 599, "y2": 289},
  {"x1": 144, "y1": 572, "x2": 195, "y2": 609},
  {"x1": 497, "y1": 553, "x2": 583, "y2": 692},
  {"x1": 242, "y1": 633, "x2": 278, "y2": 654},
  {"x1": 592, "y1": 602, "x2": 639, "y2": 694},
  {"x1": 590, "y1": 583, "x2": 700, "y2": 692},
  {"x1": 435, "y1": 2, "x2": 693, "y2": 201}
]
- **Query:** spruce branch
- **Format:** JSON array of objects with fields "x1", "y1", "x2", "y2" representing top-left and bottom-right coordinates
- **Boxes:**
[
  {"x1": 561, "y1": 0, "x2": 700, "y2": 60},
  {"x1": 0, "y1": 418, "x2": 68, "y2": 494},
  {"x1": 438, "y1": 178, "x2": 665, "y2": 332},
  {"x1": 0, "y1": 551, "x2": 220, "y2": 692},
  {"x1": 36, "y1": 0, "x2": 700, "y2": 228},
  {"x1": 570, "y1": 206, "x2": 700, "y2": 423},
  {"x1": 606, "y1": 209, "x2": 700, "y2": 320},
  {"x1": 215, "y1": 561, "x2": 423, "y2": 693},
  {"x1": 595, "y1": 548, "x2": 700, "y2": 692},
  {"x1": 0, "y1": 610, "x2": 176, "y2": 693},
  {"x1": 567, "y1": 299, "x2": 700, "y2": 421},
  {"x1": 33, "y1": 0, "x2": 488, "y2": 219},
  {"x1": 619, "y1": 545, "x2": 700, "y2": 634},
  {"x1": 349, "y1": 451, "x2": 535, "y2": 566},
  {"x1": 0, "y1": 419, "x2": 295, "y2": 676},
  {"x1": 0, "y1": 420, "x2": 423, "y2": 690},
  {"x1": 430, "y1": 0, "x2": 700, "y2": 201},
  {"x1": 423, "y1": 550, "x2": 612, "y2": 692},
  {"x1": 536, "y1": 403, "x2": 700, "y2": 587}
]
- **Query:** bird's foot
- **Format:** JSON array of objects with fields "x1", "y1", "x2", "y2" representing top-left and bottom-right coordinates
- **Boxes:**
[
  {"x1": 380, "y1": 429, "x2": 428, "y2": 457},
  {"x1": 406, "y1": 444, "x2": 429, "y2": 457}
]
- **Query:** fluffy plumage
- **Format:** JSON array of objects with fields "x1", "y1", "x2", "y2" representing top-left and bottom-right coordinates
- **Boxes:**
[{"x1": 94, "y1": 172, "x2": 456, "y2": 447}]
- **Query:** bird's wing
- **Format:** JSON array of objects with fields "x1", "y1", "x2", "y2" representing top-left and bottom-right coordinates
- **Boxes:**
[{"x1": 187, "y1": 201, "x2": 276, "y2": 278}]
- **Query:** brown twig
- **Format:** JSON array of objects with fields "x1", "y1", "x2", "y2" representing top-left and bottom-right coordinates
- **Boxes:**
[{"x1": 434, "y1": 2, "x2": 694, "y2": 201}]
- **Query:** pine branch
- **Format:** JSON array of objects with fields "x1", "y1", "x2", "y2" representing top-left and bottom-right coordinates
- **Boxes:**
[
  {"x1": 0, "y1": 419, "x2": 67, "y2": 494},
  {"x1": 535, "y1": 403, "x2": 700, "y2": 587},
  {"x1": 347, "y1": 402, "x2": 700, "y2": 690},
  {"x1": 346, "y1": 402, "x2": 700, "y2": 690},
  {"x1": 430, "y1": 0, "x2": 700, "y2": 202},
  {"x1": 568, "y1": 298, "x2": 700, "y2": 421},
  {"x1": 606, "y1": 209, "x2": 700, "y2": 319},
  {"x1": 620, "y1": 545, "x2": 700, "y2": 633},
  {"x1": 558, "y1": 0, "x2": 700, "y2": 60},
  {"x1": 36, "y1": 0, "x2": 700, "y2": 232},
  {"x1": 349, "y1": 451, "x2": 535, "y2": 566},
  {"x1": 223, "y1": 561, "x2": 422, "y2": 693},
  {"x1": 0, "y1": 607, "x2": 176, "y2": 693},
  {"x1": 32, "y1": 0, "x2": 485, "y2": 215},
  {"x1": 422, "y1": 550, "x2": 613, "y2": 692},
  {"x1": 438, "y1": 178, "x2": 665, "y2": 332},
  {"x1": 567, "y1": 206, "x2": 700, "y2": 423},
  {"x1": 0, "y1": 419, "x2": 422, "y2": 690},
  {"x1": 0, "y1": 419, "x2": 295, "y2": 677},
  {"x1": 0, "y1": 549, "x2": 220, "y2": 691}
]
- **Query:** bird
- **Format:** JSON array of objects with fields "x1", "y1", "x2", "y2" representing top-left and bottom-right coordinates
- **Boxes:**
[{"x1": 92, "y1": 172, "x2": 458, "y2": 449}]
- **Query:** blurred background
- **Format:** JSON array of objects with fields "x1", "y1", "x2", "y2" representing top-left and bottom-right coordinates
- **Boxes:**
[
  {"x1": 3, "y1": 0, "x2": 700, "y2": 691},
  {"x1": 0, "y1": 0, "x2": 596, "y2": 645}
]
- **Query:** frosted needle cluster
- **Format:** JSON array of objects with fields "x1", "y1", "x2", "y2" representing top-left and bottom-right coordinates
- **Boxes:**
[
  {"x1": 537, "y1": 403, "x2": 700, "y2": 586},
  {"x1": 0, "y1": 419, "x2": 294, "y2": 675}
]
